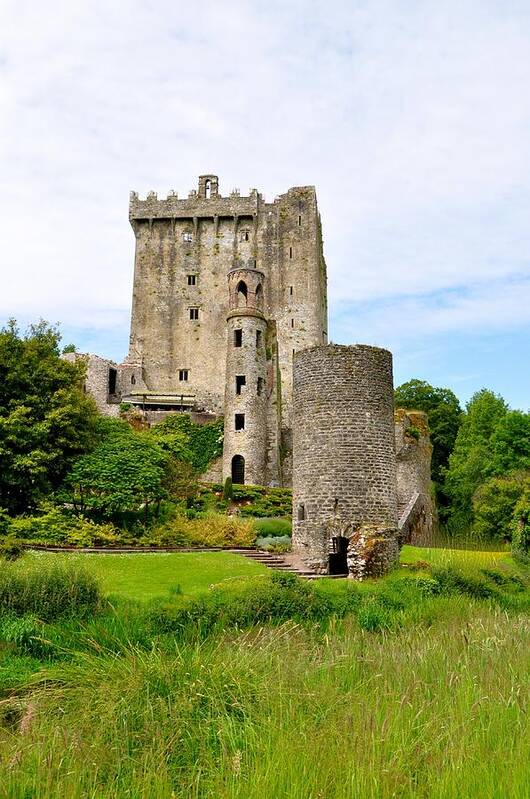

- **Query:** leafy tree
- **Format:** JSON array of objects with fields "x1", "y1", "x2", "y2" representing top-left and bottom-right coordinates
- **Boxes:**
[
  {"x1": 490, "y1": 411, "x2": 530, "y2": 475},
  {"x1": 394, "y1": 379, "x2": 462, "y2": 507},
  {"x1": 0, "y1": 320, "x2": 99, "y2": 513},
  {"x1": 64, "y1": 419, "x2": 170, "y2": 521},
  {"x1": 62, "y1": 343, "x2": 77, "y2": 354},
  {"x1": 444, "y1": 389, "x2": 508, "y2": 533},
  {"x1": 472, "y1": 471, "x2": 530, "y2": 542}
]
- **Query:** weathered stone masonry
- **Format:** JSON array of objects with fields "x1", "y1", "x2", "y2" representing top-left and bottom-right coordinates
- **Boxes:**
[
  {"x1": 292, "y1": 344, "x2": 400, "y2": 577},
  {"x1": 123, "y1": 175, "x2": 327, "y2": 486}
]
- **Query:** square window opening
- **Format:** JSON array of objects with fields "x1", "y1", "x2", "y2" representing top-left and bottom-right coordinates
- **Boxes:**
[
  {"x1": 256, "y1": 329, "x2": 262, "y2": 348},
  {"x1": 234, "y1": 329, "x2": 243, "y2": 347},
  {"x1": 189, "y1": 307, "x2": 199, "y2": 320},
  {"x1": 236, "y1": 375, "x2": 246, "y2": 395},
  {"x1": 235, "y1": 413, "x2": 245, "y2": 431},
  {"x1": 257, "y1": 377, "x2": 264, "y2": 397},
  {"x1": 179, "y1": 369, "x2": 189, "y2": 381},
  {"x1": 187, "y1": 274, "x2": 197, "y2": 286}
]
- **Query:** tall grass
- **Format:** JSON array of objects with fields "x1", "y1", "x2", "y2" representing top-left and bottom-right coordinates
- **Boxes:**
[
  {"x1": 0, "y1": 558, "x2": 100, "y2": 620},
  {"x1": 0, "y1": 606, "x2": 528, "y2": 798}
]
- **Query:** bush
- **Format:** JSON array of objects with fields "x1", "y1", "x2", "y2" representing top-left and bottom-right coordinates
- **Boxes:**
[
  {"x1": 8, "y1": 506, "x2": 121, "y2": 547},
  {"x1": 0, "y1": 535, "x2": 24, "y2": 561},
  {"x1": 253, "y1": 517, "x2": 292, "y2": 537},
  {"x1": 147, "y1": 513, "x2": 255, "y2": 548},
  {"x1": 0, "y1": 559, "x2": 101, "y2": 620},
  {"x1": 512, "y1": 490, "x2": 530, "y2": 560},
  {"x1": 255, "y1": 535, "x2": 292, "y2": 553},
  {"x1": 150, "y1": 414, "x2": 223, "y2": 473}
]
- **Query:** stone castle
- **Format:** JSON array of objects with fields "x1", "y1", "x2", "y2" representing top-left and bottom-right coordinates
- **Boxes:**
[{"x1": 68, "y1": 175, "x2": 434, "y2": 575}]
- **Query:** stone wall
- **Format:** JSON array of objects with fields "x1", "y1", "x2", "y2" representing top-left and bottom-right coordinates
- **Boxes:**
[
  {"x1": 62, "y1": 353, "x2": 121, "y2": 417},
  {"x1": 395, "y1": 409, "x2": 436, "y2": 544},
  {"x1": 292, "y1": 344, "x2": 399, "y2": 577}
]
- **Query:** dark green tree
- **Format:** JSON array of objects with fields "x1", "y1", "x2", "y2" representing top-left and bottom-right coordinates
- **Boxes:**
[
  {"x1": 444, "y1": 389, "x2": 508, "y2": 533},
  {"x1": 490, "y1": 411, "x2": 530, "y2": 475},
  {"x1": 472, "y1": 471, "x2": 530, "y2": 542},
  {"x1": 0, "y1": 320, "x2": 99, "y2": 513},
  {"x1": 64, "y1": 418, "x2": 170, "y2": 521},
  {"x1": 394, "y1": 379, "x2": 462, "y2": 507}
]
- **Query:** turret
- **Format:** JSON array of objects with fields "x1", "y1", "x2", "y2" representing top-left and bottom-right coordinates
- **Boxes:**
[{"x1": 222, "y1": 260, "x2": 268, "y2": 485}]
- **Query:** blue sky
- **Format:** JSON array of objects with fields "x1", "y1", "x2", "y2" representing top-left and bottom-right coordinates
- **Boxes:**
[{"x1": 1, "y1": 0, "x2": 529, "y2": 410}]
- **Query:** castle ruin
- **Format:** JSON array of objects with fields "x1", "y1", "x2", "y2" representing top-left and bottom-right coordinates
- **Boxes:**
[{"x1": 70, "y1": 174, "x2": 434, "y2": 576}]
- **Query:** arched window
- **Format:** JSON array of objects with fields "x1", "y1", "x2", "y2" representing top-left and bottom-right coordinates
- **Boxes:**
[
  {"x1": 255, "y1": 283, "x2": 263, "y2": 308},
  {"x1": 131, "y1": 374, "x2": 136, "y2": 385},
  {"x1": 205, "y1": 180, "x2": 211, "y2": 199},
  {"x1": 231, "y1": 454, "x2": 245, "y2": 484},
  {"x1": 236, "y1": 280, "x2": 248, "y2": 306}
]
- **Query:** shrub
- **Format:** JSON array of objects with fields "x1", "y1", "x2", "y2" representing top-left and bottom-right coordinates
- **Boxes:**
[
  {"x1": 511, "y1": 489, "x2": 530, "y2": 560},
  {"x1": 0, "y1": 559, "x2": 101, "y2": 620},
  {"x1": 8, "y1": 506, "x2": 120, "y2": 547},
  {"x1": 223, "y1": 476, "x2": 233, "y2": 501},
  {"x1": 255, "y1": 535, "x2": 292, "y2": 553},
  {"x1": 253, "y1": 517, "x2": 292, "y2": 537},
  {"x1": 147, "y1": 513, "x2": 255, "y2": 548},
  {"x1": 0, "y1": 535, "x2": 24, "y2": 561},
  {"x1": 150, "y1": 414, "x2": 224, "y2": 473}
]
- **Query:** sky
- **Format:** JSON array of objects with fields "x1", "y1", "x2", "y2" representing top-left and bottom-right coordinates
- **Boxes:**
[{"x1": 1, "y1": 0, "x2": 529, "y2": 410}]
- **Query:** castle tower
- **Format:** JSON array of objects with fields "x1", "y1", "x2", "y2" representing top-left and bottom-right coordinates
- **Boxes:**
[
  {"x1": 292, "y1": 344, "x2": 399, "y2": 578},
  {"x1": 222, "y1": 260, "x2": 268, "y2": 485},
  {"x1": 124, "y1": 175, "x2": 327, "y2": 485}
]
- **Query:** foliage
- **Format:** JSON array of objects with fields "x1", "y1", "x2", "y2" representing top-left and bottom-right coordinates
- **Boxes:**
[
  {"x1": 444, "y1": 389, "x2": 509, "y2": 533},
  {"x1": 61, "y1": 343, "x2": 77, "y2": 353},
  {"x1": 512, "y1": 488, "x2": 530, "y2": 560},
  {"x1": 148, "y1": 513, "x2": 255, "y2": 549},
  {"x1": 7, "y1": 505, "x2": 120, "y2": 547},
  {"x1": 0, "y1": 558, "x2": 100, "y2": 620},
  {"x1": 252, "y1": 517, "x2": 292, "y2": 537},
  {"x1": 223, "y1": 476, "x2": 233, "y2": 500},
  {"x1": 231, "y1": 485, "x2": 292, "y2": 517},
  {"x1": 472, "y1": 471, "x2": 530, "y2": 542},
  {"x1": 394, "y1": 379, "x2": 462, "y2": 496},
  {"x1": 150, "y1": 414, "x2": 223, "y2": 473},
  {"x1": 64, "y1": 418, "x2": 170, "y2": 521},
  {"x1": 0, "y1": 320, "x2": 99, "y2": 513},
  {"x1": 0, "y1": 535, "x2": 24, "y2": 561},
  {"x1": 490, "y1": 410, "x2": 530, "y2": 474},
  {"x1": 255, "y1": 535, "x2": 292, "y2": 552}
]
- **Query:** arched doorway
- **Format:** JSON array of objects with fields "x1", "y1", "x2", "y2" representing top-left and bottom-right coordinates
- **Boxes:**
[
  {"x1": 236, "y1": 281, "x2": 248, "y2": 307},
  {"x1": 231, "y1": 454, "x2": 245, "y2": 484}
]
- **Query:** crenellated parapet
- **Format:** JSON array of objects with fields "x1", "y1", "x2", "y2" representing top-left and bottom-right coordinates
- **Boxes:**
[{"x1": 129, "y1": 176, "x2": 260, "y2": 222}]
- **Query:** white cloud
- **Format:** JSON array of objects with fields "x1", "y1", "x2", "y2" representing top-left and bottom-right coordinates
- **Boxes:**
[{"x1": 1, "y1": 0, "x2": 530, "y2": 357}]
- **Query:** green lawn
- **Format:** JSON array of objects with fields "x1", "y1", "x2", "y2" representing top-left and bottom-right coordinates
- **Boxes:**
[
  {"x1": 23, "y1": 551, "x2": 268, "y2": 601},
  {"x1": 21, "y1": 545, "x2": 517, "y2": 602}
]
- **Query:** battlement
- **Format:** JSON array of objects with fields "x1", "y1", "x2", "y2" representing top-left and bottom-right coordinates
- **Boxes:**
[
  {"x1": 129, "y1": 177, "x2": 317, "y2": 222},
  {"x1": 129, "y1": 175, "x2": 261, "y2": 221}
]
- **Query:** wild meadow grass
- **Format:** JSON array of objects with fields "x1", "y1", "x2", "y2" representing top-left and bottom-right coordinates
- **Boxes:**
[
  {"x1": 1, "y1": 606, "x2": 528, "y2": 798},
  {"x1": 0, "y1": 548, "x2": 528, "y2": 798}
]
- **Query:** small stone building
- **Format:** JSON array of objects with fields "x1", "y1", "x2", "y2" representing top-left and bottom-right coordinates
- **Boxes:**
[{"x1": 292, "y1": 344, "x2": 400, "y2": 578}]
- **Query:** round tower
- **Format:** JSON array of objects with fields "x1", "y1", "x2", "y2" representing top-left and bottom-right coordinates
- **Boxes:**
[
  {"x1": 222, "y1": 260, "x2": 268, "y2": 486},
  {"x1": 292, "y1": 344, "x2": 399, "y2": 578}
]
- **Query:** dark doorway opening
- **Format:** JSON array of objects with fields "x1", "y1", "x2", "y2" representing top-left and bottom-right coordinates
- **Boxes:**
[
  {"x1": 329, "y1": 536, "x2": 349, "y2": 575},
  {"x1": 231, "y1": 454, "x2": 245, "y2": 484},
  {"x1": 108, "y1": 368, "x2": 117, "y2": 396}
]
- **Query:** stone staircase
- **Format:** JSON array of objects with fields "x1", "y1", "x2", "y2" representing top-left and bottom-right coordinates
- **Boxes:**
[{"x1": 230, "y1": 549, "x2": 347, "y2": 580}]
